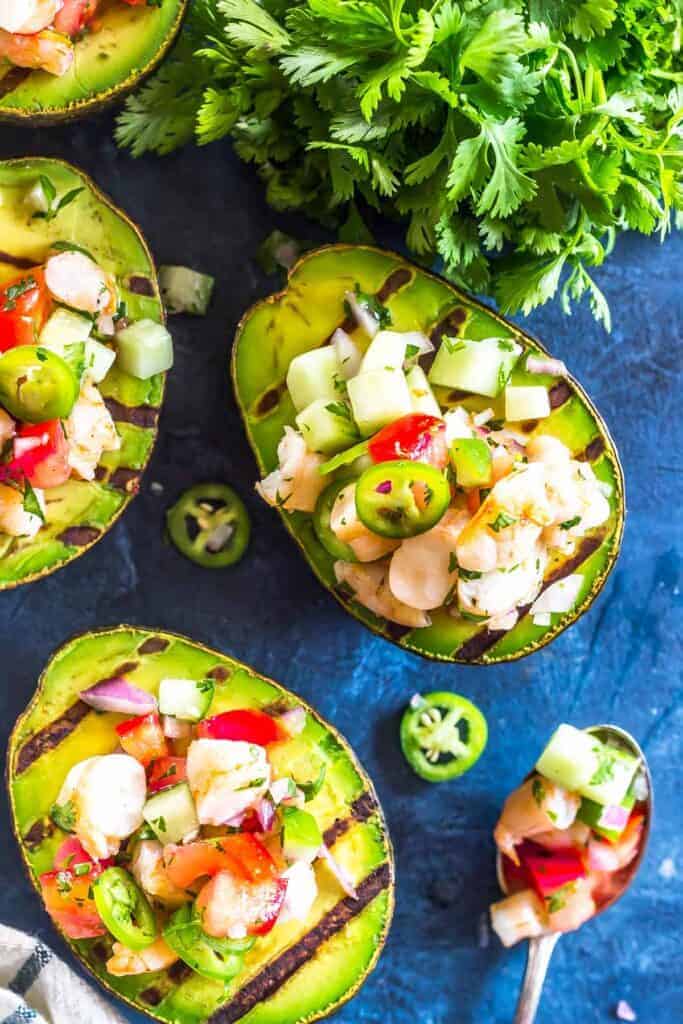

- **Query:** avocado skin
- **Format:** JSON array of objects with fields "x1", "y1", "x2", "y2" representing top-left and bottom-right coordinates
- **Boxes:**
[
  {"x1": 0, "y1": 157, "x2": 166, "y2": 588},
  {"x1": 0, "y1": 0, "x2": 187, "y2": 124},
  {"x1": 7, "y1": 625, "x2": 395, "y2": 1024},
  {"x1": 232, "y1": 244, "x2": 625, "y2": 665}
]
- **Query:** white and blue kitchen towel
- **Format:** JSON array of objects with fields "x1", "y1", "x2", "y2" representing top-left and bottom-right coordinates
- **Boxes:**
[{"x1": 0, "y1": 925, "x2": 126, "y2": 1024}]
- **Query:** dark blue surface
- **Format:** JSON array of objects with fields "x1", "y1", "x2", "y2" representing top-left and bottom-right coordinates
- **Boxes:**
[{"x1": 0, "y1": 116, "x2": 681, "y2": 1024}]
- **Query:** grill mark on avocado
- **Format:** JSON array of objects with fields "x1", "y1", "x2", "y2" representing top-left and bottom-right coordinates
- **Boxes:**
[
  {"x1": 111, "y1": 661, "x2": 140, "y2": 676},
  {"x1": 23, "y1": 818, "x2": 53, "y2": 850},
  {"x1": 138, "y1": 636, "x2": 170, "y2": 655},
  {"x1": 140, "y1": 987, "x2": 163, "y2": 1006},
  {"x1": 207, "y1": 665, "x2": 230, "y2": 682},
  {"x1": 455, "y1": 532, "x2": 608, "y2": 661},
  {"x1": 580, "y1": 436, "x2": 605, "y2": 462},
  {"x1": 126, "y1": 275, "x2": 155, "y2": 297},
  {"x1": 0, "y1": 249, "x2": 35, "y2": 269},
  {"x1": 549, "y1": 380, "x2": 572, "y2": 409},
  {"x1": 15, "y1": 701, "x2": 89, "y2": 773},
  {"x1": 376, "y1": 267, "x2": 412, "y2": 301},
  {"x1": 104, "y1": 398, "x2": 159, "y2": 428},
  {"x1": 210, "y1": 862, "x2": 391, "y2": 1024},
  {"x1": 108, "y1": 468, "x2": 140, "y2": 493},
  {"x1": 57, "y1": 525, "x2": 101, "y2": 547},
  {"x1": 323, "y1": 791, "x2": 378, "y2": 846},
  {"x1": 0, "y1": 67, "x2": 30, "y2": 99},
  {"x1": 255, "y1": 382, "x2": 286, "y2": 417}
]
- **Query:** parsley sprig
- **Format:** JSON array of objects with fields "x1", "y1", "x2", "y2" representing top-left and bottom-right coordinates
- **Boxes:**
[{"x1": 116, "y1": 0, "x2": 683, "y2": 327}]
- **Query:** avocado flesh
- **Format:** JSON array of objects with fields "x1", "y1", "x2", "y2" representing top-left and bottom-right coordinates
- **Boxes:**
[
  {"x1": 0, "y1": 1, "x2": 186, "y2": 121},
  {"x1": 0, "y1": 158, "x2": 165, "y2": 588},
  {"x1": 232, "y1": 245, "x2": 624, "y2": 665},
  {"x1": 8, "y1": 626, "x2": 394, "y2": 1024}
]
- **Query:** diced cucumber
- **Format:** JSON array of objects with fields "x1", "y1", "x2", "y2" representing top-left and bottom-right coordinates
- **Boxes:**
[
  {"x1": 536, "y1": 724, "x2": 640, "y2": 807},
  {"x1": 505, "y1": 386, "x2": 551, "y2": 421},
  {"x1": 39, "y1": 308, "x2": 92, "y2": 353},
  {"x1": 158, "y1": 677, "x2": 214, "y2": 723},
  {"x1": 450, "y1": 438, "x2": 492, "y2": 488},
  {"x1": 286, "y1": 348, "x2": 343, "y2": 412},
  {"x1": 428, "y1": 337, "x2": 522, "y2": 397},
  {"x1": 577, "y1": 791, "x2": 635, "y2": 842},
  {"x1": 281, "y1": 806, "x2": 322, "y2": 863},
  {"x1": 406, "y1": 365, "x2": 441, "y2": 416},
  {"x1": 347, "y1": 368, "x2": 412, "y2": 436},
  {"x1": 116, "y1": 319, "x2": 173, "y2": 379},
  {"x1": 84, "y1": 339, "x2": 116, "y2": 384},
  {"x1": 295, "y1": 399, "x2": 359, "y2": 454},
  {"x1": 143, "y1": 783, "x2": 199, "y2": 844},
  {"x1": 158, "y1": 265, "x2": 215, "y2": 316},
  {"x1": 332, "y1": 329, "x2": 361, "y2": 380},
  {"x1": 360, "y1": 330, "x2": 407, "y2": 373}
]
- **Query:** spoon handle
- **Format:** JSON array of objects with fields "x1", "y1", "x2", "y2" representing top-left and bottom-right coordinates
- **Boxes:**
[{"x1": 513, "y1": 933, "x2": 560, "y2": 1024}]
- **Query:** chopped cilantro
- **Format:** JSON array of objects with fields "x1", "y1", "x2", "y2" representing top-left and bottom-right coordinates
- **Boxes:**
[
  {"x1": 2, "y1": 275, "x2": 36, "y2": 312},
  {"x1": 489, "y1": 511, "x2": 517, "y2": 533},
  {"x1": 560, "y1": 515, "x2": 582, "y2": 530}
]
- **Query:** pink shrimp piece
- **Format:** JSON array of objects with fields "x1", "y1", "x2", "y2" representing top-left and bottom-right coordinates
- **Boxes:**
[
  {"x1": 494, "y1": 775, "x2": 581, "y2": 866},
  {"x1": 0, "y1": 28, "x2": 73, "y2": 75},
  {"x1": 546, "y1": 877, "x2": 596, "y2": 933},
  {"x1": 532, "y1": 820, "x2": 592, "y2": 852},
  {"x1": 54, "y1": 0, "x2": 100, "y2": 37}
]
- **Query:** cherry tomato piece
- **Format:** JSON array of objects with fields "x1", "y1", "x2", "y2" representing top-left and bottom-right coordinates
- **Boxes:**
[
  {"x1": 13, "y1": 420, "x2": 71, "y2": 489},
  {"x1": 116, "y1": 712, "x2": 168, "y2": 766},
  {"x1": 196, "y1": 709, "x2": 283, "y2": 746},
  {"x1": 147, "y1": 756, "x2": 187, "y2": 794},
  {"x1": 369, "y1": 414, "x2": 449, "y2": 469},
  {"x1": 0, "y1": 269, "x2": 51, "y2": 352}
]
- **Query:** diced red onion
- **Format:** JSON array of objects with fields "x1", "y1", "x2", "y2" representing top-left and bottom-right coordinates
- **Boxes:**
[
  {"x1": 376, "y1": 480, "x2": 392, "y2": 494},
  {"x1": 270, "y1": 777, "x2": 295, "y2": 806},
  {"x1": 256, "y1": 798, "x2": 275, "y2": 832},
  {"x1": 344, "y1": 290, "x2": 379, "y2": 338},
  {"x1": 317, "y1": 844, "x2": 358, "y2": 899},
  {"x1": 97, "y1": 313, "x2": 115, "y2": 338},
  {"x1": 79, "y1": 677, "x2": 156, "y2": 716},
  {"x1": 224, "y1": 811, "x2": 246, "y2": 828},
  {"x1": 473, "y1": 408, "x2": 494, "y2": 428},
  {"x1": 278, "y1": 707, "x2": 306, "y2": 737},
  {"x1": 162, "y1": 714, "x2": 192, "y2": 739},
  {"x1": 599, "y1": 805, "x2": 630, "y2": 831},
  {"x1": 400, "y1": 331, "x2": 434, "y2": 359},
  {"x1": 526, "y1": 355, "x2": 567, "y2": 377},
  {"x1": 14, "y1": 435, "x2": 45, "y2": 458}
]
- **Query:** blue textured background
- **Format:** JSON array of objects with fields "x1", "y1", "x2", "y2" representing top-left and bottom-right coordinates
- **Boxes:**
[{"x1": 0, "y1": 116, "x2": 681, "y2": 1024}]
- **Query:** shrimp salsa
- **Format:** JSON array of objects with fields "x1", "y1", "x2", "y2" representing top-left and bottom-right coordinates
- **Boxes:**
[
  {"x1": 38, "y1": 674, "x2": 354, "y2": 982},
  {"x1": 0, "y1": 0, "x2": 161, "y2": 76},
  {"x1": 490, "y1": 724, "x2": 648, "y2": 946},
  {"x1": 254, "y1": 282, "x2": 612, "y2": 641},
  {"x1": 0, "y1": 178, "x2": 172, "y2": 552}
]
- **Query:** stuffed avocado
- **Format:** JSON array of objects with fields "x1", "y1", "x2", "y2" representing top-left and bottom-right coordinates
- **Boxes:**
[
  {"x1": 8, "y1": 626, "x2": 394, "y2": 1024},
  {"x1": 0, "y1": 0, "x2": 186, "y2": 121},
  {"x1": 0, "y1": 157, "x2": 170, "y2": 588},
  {"x1": 233, "y1": 245, "x2": 624, "y2": 666}
]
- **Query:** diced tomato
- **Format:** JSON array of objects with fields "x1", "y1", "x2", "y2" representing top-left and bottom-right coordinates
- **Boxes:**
[
  {"x1": 7, "y1": 420, "x2": 71, "y2": 489},
  {"x1": 40, "y1": 864, "x2": 106, "y2": 940},
  {"x1": 196, "y1": 870, "x2": 288, "y2": 938},
  {"x1": 53, "y1": 837, "x2": 112, "y2": 874},
  {"x1": 517, "y1": 840, "x2": 586, "y2": 899},
  {"x1": 163, "y1": 834, "x2": 277, "y2": 889},
  {"x1": 466, "y1": 488, "x2": 481, "y2": 515},
  {"x1": 116, "y1": 711, "x2": 168, "y2": 766},
  {"x1": 120, "y1": 0, "x2": 147, "y2": 5},
  {"x1": 147, "y1": 756, "x2": 187, "y2": 794},
  {"x1": 369, "y1": 414, "x2": 449, "y2": 469},
  {"x1": 196, "y1": 709, "x2": 283, "y2": 746},
  {"x1": 0, "y1": 269, "x2": 51, "y2": 352},
  {"x1": 54, "y1": 0, "x2": 100, "y2": 36}
]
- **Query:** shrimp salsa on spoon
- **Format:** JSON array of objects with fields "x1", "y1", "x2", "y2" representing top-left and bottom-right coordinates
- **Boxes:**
[{"x1": 490, "y1": 724, "x2": 649, "y2": 946}]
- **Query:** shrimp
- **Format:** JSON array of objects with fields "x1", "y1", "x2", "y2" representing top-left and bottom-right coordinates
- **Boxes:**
[
  {"x1": 388, "y1": 508, "x2": 470, "y2": 610},
  {"x1": 44, "y1": 252, "x2": 117, "y2": 316},
  {"x1": 330, "y1": 481, "x2": 399, "y2": 562},
  {"x1": 64, "y1": 379, "x2": 120, "y2": 481},
  {"x1": 490, "y1": 889, "x2": 548, "y2": 948},
  {"x1": 334, "y1": 559, "x2": 430, "y2": 629},
  {"x1": 54, "y1": 0, "x2": 100, "y2": 37},
  {"x1": 457, "y1": 543, "x2": 547, "y2": 621},
  {"x1": 546, "y1": 877, "x2": 596, "y2": 933},
  {"x1": 527, "y1": 434, "x2": 610, "y2": 546},
  {"x1": 106, "y1": 937, "x2": 178, "y2": 977},
  {"x1": 186, "y1": 738, "x2": 270, "y2": 825},
  {"x1": 494, "y1": 775, "x2": 581, "y2": 865},
  {"x1": 0, "y1": 0, "x2": 60, "y2": 34},
  {"x1": 256, "y1": 427, "x2": 326, "y2": 513},
  {"x1": 0, "y1": 482, "x2": 45, "y2": 538},
  {"x1": 455, "y1": 464, "x2": 551, "y2": 573},
  {"x1": 131, "y1": 840, "x2": 189, "y2": 908},
  {"x1": 532, "y1": 820, "x2": 592, "y2": 852},
  {"x1": 0, "y1": 27, "x2": 72, "y2": 75}
]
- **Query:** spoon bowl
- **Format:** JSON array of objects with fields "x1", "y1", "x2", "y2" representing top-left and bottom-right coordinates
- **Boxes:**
[{"x1": 495, "y1": 724, "x2": 653, "y2": 1024}]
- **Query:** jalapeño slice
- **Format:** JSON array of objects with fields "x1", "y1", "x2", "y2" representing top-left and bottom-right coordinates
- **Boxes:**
[
  {"x1": 312, "y1": 478, "x2": 358, "y2": 562},
  {"x1": 92, "y1": 867, "x2": 157, "y2": 950},
  {"x1": 0, "y1": 345, "x2": 79, "y2": 422},
  {"x1": 400, "y1": 692, "x2": 488, "y2": 782},
  {"x1": 167, "y1": 483, "x2": 250, "y2": 568},
  {"x1": 163, "y1": 904, "x2": 254, "y2": 981},
  {"x1": 355, "y1": 460, "x2": 450, "y2": 539}
]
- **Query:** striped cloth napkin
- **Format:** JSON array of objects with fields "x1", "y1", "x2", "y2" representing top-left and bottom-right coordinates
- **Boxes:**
[{"x1": 0, "y1": 925, "x2": 127, "y2": 1024}]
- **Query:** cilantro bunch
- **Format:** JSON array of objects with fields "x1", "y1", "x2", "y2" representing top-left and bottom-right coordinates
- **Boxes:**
[{"x1": 116, "y1": 0, "x2": 683, "y2": 327}]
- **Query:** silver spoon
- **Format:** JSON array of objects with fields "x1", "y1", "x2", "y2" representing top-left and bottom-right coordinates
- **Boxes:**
[{"x1": 495, "y1": 724, "x2": 653, "y2": 1024}]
